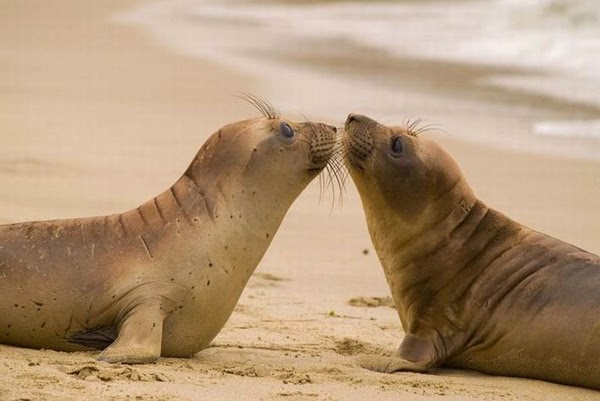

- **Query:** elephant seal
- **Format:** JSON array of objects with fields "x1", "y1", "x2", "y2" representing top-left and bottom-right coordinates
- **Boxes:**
[
  {"x1": 0, "y1": 101, "x2": 337, "y2": 364},
  {"x1": 341, "y1": 113, "x2": 600, "y2": 390}
]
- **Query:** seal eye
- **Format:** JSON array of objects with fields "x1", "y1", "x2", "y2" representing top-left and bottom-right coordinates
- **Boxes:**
[
  {"x1": 280, "y1": 122, "x2": 295, "y2": 140},
  {"x1": 390, "y1": 136, "x2": 403, "y2": 155}
]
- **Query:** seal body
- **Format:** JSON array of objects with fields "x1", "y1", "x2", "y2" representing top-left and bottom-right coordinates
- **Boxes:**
[
  {"x1": 0, "y1": 115, "x2": 337, "y2": 363},
  {"x1": 342, "y1": 114, "x2": 600, "y2": 390}
]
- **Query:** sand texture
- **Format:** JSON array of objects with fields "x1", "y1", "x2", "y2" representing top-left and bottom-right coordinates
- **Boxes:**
[{"x1": 1, "y1": 1, "x2": 599, "y2": 400}]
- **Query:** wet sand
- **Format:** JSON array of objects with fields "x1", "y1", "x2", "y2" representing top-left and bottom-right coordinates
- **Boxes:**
[{"x1": 1, "y1": 1, "x2": 599, "y2": 400}]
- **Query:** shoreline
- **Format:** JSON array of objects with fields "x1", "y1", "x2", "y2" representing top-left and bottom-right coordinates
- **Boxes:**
[
  {"x1": 119, "y1": 0, "x2": 600, "y2": 161},
  {"x1": 1, "y1": 0, "x2": 599, "y2": 400},
  {"x1": 267, "y1": 38, "x2": 600, "y2": 161},
  {"x1": 272, "y1": 38, "x2": 600, "y2": 118}
]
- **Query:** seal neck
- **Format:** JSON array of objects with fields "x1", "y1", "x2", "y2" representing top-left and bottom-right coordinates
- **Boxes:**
[
  {"x1": 387, "y1": 199, "x2": 526, "y2": 334},
  {"x1": 121, "y1": 169, "x2": 286, "y2": 266}
]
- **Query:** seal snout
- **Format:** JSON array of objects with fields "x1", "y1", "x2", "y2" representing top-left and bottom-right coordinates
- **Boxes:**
[
  {"x1": 345, "y1": 113, "x2": 378, "y2": 130},
  {"x1": 346, "y1": 113, "x2": 360, "y2": 126},
  {"x1": 307, "y1": 123, "x2": 338, "y2": 170},
  {"x1": 342, "y1": 114, "x2": 377, "y2": 170}
]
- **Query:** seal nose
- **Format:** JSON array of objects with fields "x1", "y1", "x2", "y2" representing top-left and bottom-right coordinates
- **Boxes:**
[
  {"x1": 346, "y1": 113, "x2": 371, "y2": 127},
  {"x1": 346, "y1": 113, "x2": 360, "y2": 125}
]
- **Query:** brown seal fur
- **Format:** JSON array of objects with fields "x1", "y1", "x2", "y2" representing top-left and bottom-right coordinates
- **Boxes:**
[
  {"x1": 0, "y1": 106, "x2": 337, "y2": 364},
  {"x1": 341, "y1": 113, "x2": 600, "y2": 390}
]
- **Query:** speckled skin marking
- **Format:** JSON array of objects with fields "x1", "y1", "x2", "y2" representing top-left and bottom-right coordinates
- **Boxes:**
[
  {"x1": 342, "y1": 114, "x2": 600, "y2": 390},
  {"x1": 0, "y1": 116, "x2": 337, "y2": 363}
]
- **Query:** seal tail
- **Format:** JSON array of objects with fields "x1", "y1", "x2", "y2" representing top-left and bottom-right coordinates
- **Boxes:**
[{"x1": 68, "y1": 326, "x2": 118, "y2": 350}]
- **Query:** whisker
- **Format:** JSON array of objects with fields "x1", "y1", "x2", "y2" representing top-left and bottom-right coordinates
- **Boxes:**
[
  {"x1": 322, "y1": 136, "x2": 348, "y2": 211},
  {"x1": 317, "y1": 169, "x2": 325, "y2": 204},
  {"x1": 234, "y1": 92, "x2": 280, "y2": 119},
  {"x1": 414, "y1": 123, "x2": 446, "y2": 136},
  {"x1": 301, "y1": 113, "x2": 313, "y2": 124},
  {"x1": 326, "y1": 162, "x2": 344, "y2": 212}
]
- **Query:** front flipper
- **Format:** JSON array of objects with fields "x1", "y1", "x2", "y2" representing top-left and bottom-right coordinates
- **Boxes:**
[
  {"x1": 359, "y1": 333, "x2": 443, "y2": 373},
  {"x1": 97, "y1": 303, "x2": 166, "y2": 364}
]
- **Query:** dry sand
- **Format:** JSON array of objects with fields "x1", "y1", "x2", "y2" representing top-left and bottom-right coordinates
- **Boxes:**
[{"x1": 1, "y1": 1, "x2": 599, "y2": 400}]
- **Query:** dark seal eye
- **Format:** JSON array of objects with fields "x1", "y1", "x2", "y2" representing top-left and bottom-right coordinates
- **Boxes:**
[
  {"x1": 390, "y1": 136, "x2": 403, "y2": 155},
  {"x1": 280, "y1": 122, "x2": 295, "y2": 140}
]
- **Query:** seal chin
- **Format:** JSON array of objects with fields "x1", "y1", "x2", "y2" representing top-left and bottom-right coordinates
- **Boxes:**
[{"x1": 343, "y1": 113, "x2": 377, "y2": 171}]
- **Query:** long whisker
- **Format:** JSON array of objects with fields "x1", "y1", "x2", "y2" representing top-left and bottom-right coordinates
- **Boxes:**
[
  {"x1": 322, "y1": 133, "x2": 348, "y2": 211},
  {"x1": 234, "y1": 92, "x2": 280, "y2": 119}
]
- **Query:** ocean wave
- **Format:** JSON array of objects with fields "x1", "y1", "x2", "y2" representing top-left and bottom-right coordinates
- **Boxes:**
[
  {"x1": 117, "y1": 0, "x2": 600, "y2": 160},
  {"x1": 179, "y1": 0, "x2": 600, "y2": 78},
  {"x1": 534, "y1": 119, "x2": 600, "y2": 138}
]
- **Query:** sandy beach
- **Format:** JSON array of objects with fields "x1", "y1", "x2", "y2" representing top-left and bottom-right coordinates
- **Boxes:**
[{"x1": 1, "y1": 1, "x2": 599, "y2": 400}]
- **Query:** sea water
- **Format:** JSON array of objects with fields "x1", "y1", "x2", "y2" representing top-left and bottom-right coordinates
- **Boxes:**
[{"x1": 117, "y1": 0, "x2": 600, "y2": 160}]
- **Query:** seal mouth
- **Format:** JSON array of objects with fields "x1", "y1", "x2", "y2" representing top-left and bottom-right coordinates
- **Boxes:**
[
  {"x1": 307, "y1": 122, "x2": 347, "y2": 208},
  {"x1": 306, "y1": 123, "x2": 338, "y2": 171},
  {"x1": 342, "y1": 114, "x2": 378, "y2": 171}
]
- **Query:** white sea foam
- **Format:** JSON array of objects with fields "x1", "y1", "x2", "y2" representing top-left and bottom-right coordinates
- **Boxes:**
[
  {"x1": 534, "y1": 120, "x2": 600, "y2": 138},
  {"x1": 179, "y1": 0, "x2": 600, "y2": 80},
  {"x1": 117, "y1": 0, "x2": 600, "y2": 159}
]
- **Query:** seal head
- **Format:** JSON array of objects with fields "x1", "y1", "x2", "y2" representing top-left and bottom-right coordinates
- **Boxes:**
[{"x1": 343, "y1": 113, "x2": 475, "y2": 254}]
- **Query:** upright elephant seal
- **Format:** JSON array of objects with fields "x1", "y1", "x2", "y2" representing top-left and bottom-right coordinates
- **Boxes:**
[
  {"x1": 0, "y1": 101, "x2": 337, "y2": 364},
  {"x1": 342, "y1": 113, "x2": 600, "y2": 390}
]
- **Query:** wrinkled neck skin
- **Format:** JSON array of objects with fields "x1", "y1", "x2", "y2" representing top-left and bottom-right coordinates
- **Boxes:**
[
  {"x1": 168, "y1": 140, "x2": 305, "y2": 280},
  {"x1": 355, "y1": 172, "x2": 482, "y2": 333},
  {"x1": 131, "y1": 129, "x2": 311, "y2": 293}
]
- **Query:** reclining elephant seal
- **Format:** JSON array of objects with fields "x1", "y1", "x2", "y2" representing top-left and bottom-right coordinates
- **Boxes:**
[
  {"x1": 341, "y1": 113, "x2": 600, "y2": 390},
  {"x1": 0, "y1": 100, "x2": 337, "y2": 364}
]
